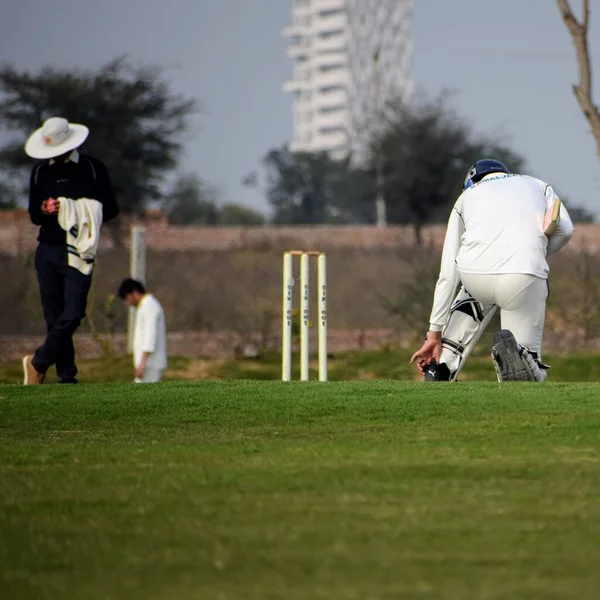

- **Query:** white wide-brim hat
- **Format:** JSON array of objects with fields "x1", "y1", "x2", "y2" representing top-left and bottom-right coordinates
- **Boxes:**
[{"x1": 25, "y1": 117, "x2": 89, "y2": 159}]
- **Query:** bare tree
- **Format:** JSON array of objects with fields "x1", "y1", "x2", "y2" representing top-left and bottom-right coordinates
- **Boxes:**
[{"x1": 557, "y1": 0, "x2": 600, "y2": 157}]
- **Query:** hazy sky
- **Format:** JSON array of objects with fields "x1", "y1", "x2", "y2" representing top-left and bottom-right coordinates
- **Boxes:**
[{"x1": 1, "y1": 0, "x2": 599, "y2": 215}]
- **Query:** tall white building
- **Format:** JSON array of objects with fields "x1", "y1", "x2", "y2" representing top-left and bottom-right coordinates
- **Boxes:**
[{"x1": 283, "y1": 0, "x2": 413, "y2": 159}]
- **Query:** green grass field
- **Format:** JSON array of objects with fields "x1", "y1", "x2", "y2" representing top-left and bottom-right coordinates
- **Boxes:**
[
  {"x1": 3, "y1": 347, "x2": 600, "y2": 384},
  {"x1": 2, "y1": 380, "x2": 600, "y2": 599}
]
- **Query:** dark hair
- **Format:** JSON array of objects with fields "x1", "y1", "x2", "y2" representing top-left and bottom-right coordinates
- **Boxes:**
[{"x1": 118, "y1": 278, "x2": 146, "y2": 299}]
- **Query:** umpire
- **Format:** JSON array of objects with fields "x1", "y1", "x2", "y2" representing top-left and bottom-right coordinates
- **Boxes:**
[{"x1": 22, "y1": 117, "x2": 119, "y2": 384}]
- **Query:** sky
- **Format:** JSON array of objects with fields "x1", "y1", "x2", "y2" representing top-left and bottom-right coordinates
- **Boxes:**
[{"x1": 1, "y1": 0, "x2": 599, "y2": 216}]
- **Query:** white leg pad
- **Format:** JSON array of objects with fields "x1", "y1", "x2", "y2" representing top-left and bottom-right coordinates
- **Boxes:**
[{"x1": 438, "y1": 287, "x2": 497, "y2": 381}]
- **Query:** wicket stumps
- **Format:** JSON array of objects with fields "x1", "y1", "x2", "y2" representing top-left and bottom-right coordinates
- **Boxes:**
[{"x1": 282, "y1": 251, "x2": 327, "y2": 382}]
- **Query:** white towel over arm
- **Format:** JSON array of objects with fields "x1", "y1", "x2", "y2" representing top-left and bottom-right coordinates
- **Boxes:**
[{"x1": 57, "y1": 197, "x2": 104, "y2": 275}]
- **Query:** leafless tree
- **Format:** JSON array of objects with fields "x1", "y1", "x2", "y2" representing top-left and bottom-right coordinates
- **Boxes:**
[{"x1": 557, "y1": 0, "x2": 600, "y2": 158}]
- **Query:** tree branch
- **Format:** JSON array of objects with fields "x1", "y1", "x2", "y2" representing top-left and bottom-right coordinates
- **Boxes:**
[{"x1": 557, "y1": 0, "x2": 600, "y2": 158}]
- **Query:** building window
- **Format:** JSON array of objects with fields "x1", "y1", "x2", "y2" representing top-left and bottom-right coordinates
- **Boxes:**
[
  {"x1": 319, "y1": 106, "x2": 341, "y2": 114},
  {"x1": 319, "y1": 64, "x2": 344, "y2": 72},
  {"x1": 319, "y1": 126, "x2": 345, "y2": 135},
  {"x1": 319, "y1": 29, "x2": 344, "y2": 39},
  {"x1": 292, "y1": 35, "x2": 311, "y2": 48},
  {"x1": 318, "y1": 49, "x2": 346, "y2": 56},
  {"x1": 318, "y1": 9, "x2": 343, "y2": 17},
  {"x1": 319, "y1": 85, "x2": 344, "y2": 94}
]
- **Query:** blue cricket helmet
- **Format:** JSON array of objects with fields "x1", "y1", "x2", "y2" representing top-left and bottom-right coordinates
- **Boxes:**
[{"x1": 463, "y1": 159, "x2": 510, "y2": 190}]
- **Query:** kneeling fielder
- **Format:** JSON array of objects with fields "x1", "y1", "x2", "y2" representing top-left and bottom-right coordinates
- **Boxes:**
[{"x1": 410, "y1": 159, "x2": 574, "y2": 382}]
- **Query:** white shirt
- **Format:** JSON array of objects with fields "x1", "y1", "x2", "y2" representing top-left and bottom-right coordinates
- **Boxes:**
[
  {"x1": 429, "y1": 173, "x2": 574, "y2": 331},
  {"x1": 49, "y1": 150, "x2": 79, "y2": 165},
  {"x1": 133, "y1": 294, "x2": 167, "y2": 370}
]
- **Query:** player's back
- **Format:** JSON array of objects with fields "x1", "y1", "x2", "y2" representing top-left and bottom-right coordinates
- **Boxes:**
[{"x1": 456, "y1": 174, "x2": 550, "y2": 278}]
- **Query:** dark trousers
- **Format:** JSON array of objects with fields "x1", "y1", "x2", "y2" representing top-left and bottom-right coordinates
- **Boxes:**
[{"x1": 32, "y1": 243, "x2": 92, "y2": 382}]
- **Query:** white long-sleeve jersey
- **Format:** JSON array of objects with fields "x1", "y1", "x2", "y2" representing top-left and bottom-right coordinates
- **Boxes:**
[
  {"x1": 133, "y1": 293, "x2": 167, "y2": 370},
  {"x1": 429, "y1": 173, "x2": 574, "y2": 332}
]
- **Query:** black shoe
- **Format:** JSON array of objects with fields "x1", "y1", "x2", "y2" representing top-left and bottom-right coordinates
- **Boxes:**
[
  {"x1": 491, "y1": 330, "x2": 529, "y2": 382},
  {"x1": 424, "y1": 360, "x2": 451, "y2": 381},
  {"x1": 58, "y1": 378, "x2": 78, "y2": 384}
]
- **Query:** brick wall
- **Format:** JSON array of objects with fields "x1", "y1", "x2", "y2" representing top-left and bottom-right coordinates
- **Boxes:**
[
  {"x1": 1, "y1": 209, "x2": 597, "y2": 256},
  {"x1": 1, "y1": 325, "x2": 593, "y2": 362},
  {"x1": 0, "y1": 209, "x2": 441, "y2": 254},
  {"x1": 0, "y1": 329, "x2": 405, "y2": 362}
]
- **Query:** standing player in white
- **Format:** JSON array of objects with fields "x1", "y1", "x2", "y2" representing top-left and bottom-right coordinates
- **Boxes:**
[
  {"x1": 410, "y1": 159, "x2": 574, "y2": 382},
  {"x1": 118, "y1": 278, "x2": 167, "y2": 383}
]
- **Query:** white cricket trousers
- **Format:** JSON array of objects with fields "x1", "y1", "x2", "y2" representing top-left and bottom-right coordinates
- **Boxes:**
[
  {"x1": 458, "y1": 272, "x2": 548, "y2": 358},
  {"x1": 134, "y1": 368, "x2": 165, "y2": 383}
]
